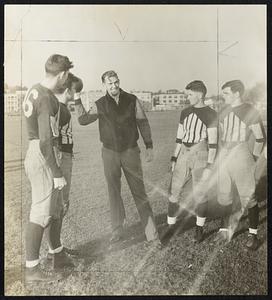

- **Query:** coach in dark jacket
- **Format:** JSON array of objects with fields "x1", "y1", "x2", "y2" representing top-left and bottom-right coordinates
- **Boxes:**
[{"x1": 74, "y1": 70, "x2": 159, "y2": 243}]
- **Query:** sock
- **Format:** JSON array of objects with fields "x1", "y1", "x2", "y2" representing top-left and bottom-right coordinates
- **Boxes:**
[
  {"x1": 167, "y1": 216, "x2": 177, "y2": 225},
  {"x1": 45, "y1": 218, "x2": 63, "y2": 250},
  {"x1": 26, "y1": 259, "x2": 40, "y2": 268},
  {"x1": 25, "y1": 222, "x2": 44, "y2": 261},
  {"x1": 168, "y1": 197, "x2": 179, "y2": 218},
  {"x1": 248, "y1": 204, "x2": 259, "y2": 230},
  {"x1": 249, "y1": 228, "x2": 258, "y2": 235},
  {"x1": 48, "y1": 245, "x2": 63, "y2": 254},
  {"x1": 196, "y1": 201, "x2": 207, "y2": 218},
  {"x1": 196, "y1": 216, "x2": 206, "y2": 227},
  {"x1": 221, "y1": 215, "x2": 230, "y2": 229}
]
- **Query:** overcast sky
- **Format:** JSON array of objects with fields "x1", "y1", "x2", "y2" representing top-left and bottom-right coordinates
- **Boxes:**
[{"x1": 4, "y1": 5, "x2": 266, "y2": 95}]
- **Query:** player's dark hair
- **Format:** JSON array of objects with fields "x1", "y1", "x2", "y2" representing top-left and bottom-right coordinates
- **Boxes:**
[
  {"x1": 54, "y1": 73, "x2": 78, "y2": 94},
  {"x1": 222, "y1": 80, "x2": 245, "y2": 97},
  {"x1": 185, "y1": 80, "x2": 207, "y2": 98},
  {"x1": 45, "y1": 54, "x2": 74, "y2": 76},
  {"x1": 101, "y1": 70, "x2": 118, "y2": 83}
]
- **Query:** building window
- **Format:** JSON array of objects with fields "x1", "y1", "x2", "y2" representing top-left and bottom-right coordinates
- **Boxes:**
[{"x1": 169, "y1": 100, "x2": 172, "y2": 103}]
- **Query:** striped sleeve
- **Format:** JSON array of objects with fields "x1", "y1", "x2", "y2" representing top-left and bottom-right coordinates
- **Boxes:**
[
  {"x1": 207, "y1": 110, "x2": 218, "y2": 165},
  {"x1": 176, "y1": 123, "x2": 184, "y2": 144},
  {"x1": 176, "y1": 109, "x2": 188, "y2": 144}
]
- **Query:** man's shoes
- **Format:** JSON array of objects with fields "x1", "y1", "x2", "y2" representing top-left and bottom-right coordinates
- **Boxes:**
[
  {"x1": 47, "y1": 246, "x2": 79, "y2": 261},
  {"x1": 144, "y1": 237, "x2": 162, "y2": 249},
  {"x1": 194, "y1": 225, "x2": 204, "y2": 243},
  {"x1": 161, "y1": 223, "x2": 178, "y2": 246},
  {"x1": 213, "y1": 229, "x2": 230, "y2": 243},
  {"x1": 25, "y1": 264, "x2": 63, "y2": 284},
  {"x1": 110, "y1": 228, "x2": 124, "y2": 244},
  {"x1": 246, "y1": 233, "x2": 259, "y2": 250},
  {"x1": 53, "y1": 250, "x2": 75, "y2": 269}
]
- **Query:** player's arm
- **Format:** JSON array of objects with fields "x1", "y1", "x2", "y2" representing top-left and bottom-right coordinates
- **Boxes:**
[
  {"x1": 171, "y1": 123, "x2": 184, "y2": 163},
  {"x1": 135, "y1": 98, "x2": 153, "y2": 149},
  {"x1": 248, "y1": 116, "x2": 266, "y2": 159},
  {"x1": 38, "y1": 97, "x2": 63, "y2": 178},
  {"x1": 171, "y1": 109, "x2": 187, "y2": 163},
  {"x1": 74, "y1": 97, "x2": 98, "y2": 125}
]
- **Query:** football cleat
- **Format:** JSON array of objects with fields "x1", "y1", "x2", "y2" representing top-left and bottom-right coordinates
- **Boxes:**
[
  {"x1": 53, "y1": 250, "x2": 75, "y2": 269},
  {"x1": 246, "y1": 233, "x2": 259, "y2": 251},
  {"x1": 25, "y1": 264, "x2": 63, "y2": 284},
  {"x1": 47, "y1": 246, "x2": 80, "y2": 261},
  {"x1": 194, "y1": 225, "x2": 204, "y2": 243}
]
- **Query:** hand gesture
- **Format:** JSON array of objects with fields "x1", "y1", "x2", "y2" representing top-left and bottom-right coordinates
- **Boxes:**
[
  {"x1": 169, "y1": 161, "x2": 176, "y2": 173},
  {"x1": 53, "y1": 177, "x2": 67, "y2": 190},
  {"x1": 201, "y1": 168, "x2": 212, "y2": 183}
]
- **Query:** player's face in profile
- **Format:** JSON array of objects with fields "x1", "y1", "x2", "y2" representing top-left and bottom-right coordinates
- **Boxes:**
[
  {"x1": 186, "y1": 90, "x2": 201, "y2": 106},
  {"x1": 64, "y1": 88, "x2": 73, "y2": 103},
  {"x1": 222, "y1": 87, "x2": 235, "y2": 105},
  {"x1": 57, "y1": 71, "x2": 69, "y2": 89},
  {"x1": 104, "y1": 76, "x2": 120, "y2": 97}
]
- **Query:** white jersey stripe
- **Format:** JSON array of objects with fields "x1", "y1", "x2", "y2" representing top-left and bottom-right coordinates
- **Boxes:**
[
  {"x1": 188, "y1": 113, "x2": 198, "y2": 143},
  {"x1": 240, "y1": 121, "x2": 246, "y2": 141},
  {"x1": 226, "y1": 112, "x2": 234, "y2": 142},
  {"x1": 194, "y1": 118, "x2": 202, "y2": 142},
  {"x1": 232, "y1": 115, "x2": 240, "y2": 142}
]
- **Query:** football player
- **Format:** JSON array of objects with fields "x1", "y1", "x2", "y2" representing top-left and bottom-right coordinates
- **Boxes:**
[
  {"x1": 215, "y1": 80, "x2": 266, "y2": 250},
  {"x1": 167, "y1": 80, "x2": 218, "y2": 243},
  {"x1": 23, "y1": 54, "x2": 73, "y2": 283},
  {"x1": 45, "y1": 73, "x2": 84, "y2": 267}
]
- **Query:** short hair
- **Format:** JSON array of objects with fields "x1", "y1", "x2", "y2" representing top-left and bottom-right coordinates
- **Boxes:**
[
  {"x1": 45, "y1": 54, "x2": 74, "y2": 76},
  {"x1": 185, "y1": 80, "x2": 207, "y2": 98},
  {"x1": 54, "y1": 72, "x2": 78, "y2": 94},
  {"x1": 101, "y1": 70, "x2": 118, "y2": 83},
  {"x1": 222, "y1": 80, "x2": 245, "y2": 96}
]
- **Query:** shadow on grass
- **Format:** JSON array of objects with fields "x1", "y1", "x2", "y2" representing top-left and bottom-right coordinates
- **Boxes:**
[
  {"x1": 76, "y1": 222, "x2": 148, "y2": 266},
  {"x1": 74, "y1": 174, "x2": 267, "y2": 265}
]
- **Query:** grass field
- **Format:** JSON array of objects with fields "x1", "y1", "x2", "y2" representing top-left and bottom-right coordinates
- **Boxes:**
[{"x1": 4, "y1": 111, "x2": 267, "y2": 295}]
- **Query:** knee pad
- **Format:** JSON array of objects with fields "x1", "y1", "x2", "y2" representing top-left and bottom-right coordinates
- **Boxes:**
[
  {"x1": 241, "y1": 196, "x2": 257, "y2": 209},
  {"x1": 29, "y1": 214, "x2": 52, "y2": 228}
]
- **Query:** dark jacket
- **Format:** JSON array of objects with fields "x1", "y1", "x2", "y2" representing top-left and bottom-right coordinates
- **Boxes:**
[{"x1": 75, "y1": 88, "x2": 153, "y2": 152}]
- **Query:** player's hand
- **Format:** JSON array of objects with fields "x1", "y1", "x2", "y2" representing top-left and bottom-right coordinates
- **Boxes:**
[
  {"x1": 53, "y1": 177, "x2": 67, "y2": 190},
  {"x1": 169, "y1": 161, "x2": 176, "y2": 173},
  {"x1": 252, "y1": 154, "x2": 259, "y2": 162},
  {"x1": 62, "y1": 201, "x2": 70, "y2": 217},
  {"x1": 145, "y1": 148, "x2": 154, "y2": 162},
  {"x1": 88, "y1": 104, "x2": 98, "y2": 115},
  {"x1": 201, "y1": 168, "x2": 212, "y2": 183}
]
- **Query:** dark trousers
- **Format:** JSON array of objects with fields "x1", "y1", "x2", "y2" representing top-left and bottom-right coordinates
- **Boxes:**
[{"x1": 102, "y1": 146, "x2": 158, "y2": 241}]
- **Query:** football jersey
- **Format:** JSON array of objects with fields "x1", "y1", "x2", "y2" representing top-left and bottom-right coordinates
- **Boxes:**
[
  {"x1": 176, "y1": 105, "x2": 218, "y2": 144},
  {"x1": 219, "y1": 103, "x2": 265, "y2": 143},
  {"x1": 59, "y1": 102, "x2": 73, "y2": 153},
  {"x1": 22, "y1": 83, "x2": 62, "y2": 178}
]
